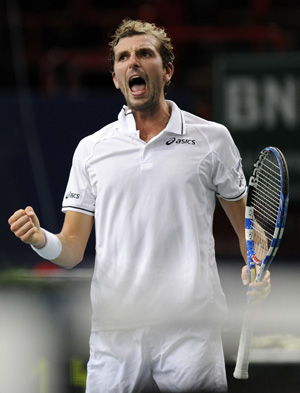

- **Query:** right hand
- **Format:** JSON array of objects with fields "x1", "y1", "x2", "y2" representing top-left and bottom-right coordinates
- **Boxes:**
[{"x1": 8, "y1": 206, "x2": 46, "y2": 248}]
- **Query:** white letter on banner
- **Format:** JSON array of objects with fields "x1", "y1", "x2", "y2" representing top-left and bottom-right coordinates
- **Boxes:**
[
  {"x1": 264, "y1": 76, "x2": 297, "y2": 129},
  {"x1": 225, "y1": 77, "x2": 259, "y2": 130}
]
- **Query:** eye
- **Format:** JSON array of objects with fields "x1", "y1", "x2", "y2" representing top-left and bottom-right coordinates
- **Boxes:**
[
  {"x1": 141, "y1": 50, "x2": 151, "y2": 58},
  {"x1": 118, "y1": 53, "x2": 128, "y2": 62}
]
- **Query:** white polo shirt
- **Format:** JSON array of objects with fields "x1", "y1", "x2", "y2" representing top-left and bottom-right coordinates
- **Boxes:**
[{"x1": 62, "y1": 100, "x2": 246, "y2": 330}]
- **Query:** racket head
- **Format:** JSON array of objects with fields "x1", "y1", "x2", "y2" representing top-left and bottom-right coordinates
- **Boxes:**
[{"x1": 245, "y1": 146, "x2": 289, "y2": 282}]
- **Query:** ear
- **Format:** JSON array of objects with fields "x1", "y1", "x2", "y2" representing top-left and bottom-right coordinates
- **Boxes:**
[
  {"x1": 112, "y1": 71, "x2": 120, "y2": 89},
  {"x1": 163, "y1": 62, "x2": 174, "y2": 83}
]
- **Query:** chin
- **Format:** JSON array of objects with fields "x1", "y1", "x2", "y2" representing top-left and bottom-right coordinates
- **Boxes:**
[{"x1": 127, "y1": 99, "x2": 149, "y2": 111}]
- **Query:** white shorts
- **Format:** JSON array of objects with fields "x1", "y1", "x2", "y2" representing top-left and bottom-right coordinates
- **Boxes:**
[{"x1": 86, "y1": 323, "x2": 227, "y2": 393}]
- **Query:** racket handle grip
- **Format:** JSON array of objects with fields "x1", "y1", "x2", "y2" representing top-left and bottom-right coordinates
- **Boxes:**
[{"x1": 233, "y1": 310, "x2": 254, "y2": 379}]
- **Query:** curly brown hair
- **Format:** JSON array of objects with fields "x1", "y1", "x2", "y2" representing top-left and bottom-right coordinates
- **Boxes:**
[{"x1": 109, "y1": 19, "x2": 175, "y2": 71}]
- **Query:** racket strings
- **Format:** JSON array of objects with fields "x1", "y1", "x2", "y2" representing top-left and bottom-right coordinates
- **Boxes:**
[
  {"x1": 252, "y1": 174, "x2": 281, "y2": 225},
  {"x1": 256, "y1": 166, "x2": 281, "y2": 205},
  {"x1": 251, "y1": 155, "x2": 281, "y2": 258},
  {"x1": 253, "y1": 186, "x2": 280, "y2": 222}
]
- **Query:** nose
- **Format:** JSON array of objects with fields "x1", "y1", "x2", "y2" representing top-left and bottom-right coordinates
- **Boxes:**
[{"x1": 128, "y1": 52, "x2": 140, "y2": 68}]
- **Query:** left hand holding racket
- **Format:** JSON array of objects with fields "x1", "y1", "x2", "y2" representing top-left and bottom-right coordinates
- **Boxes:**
[{"x1": 241, "y1": 265, "x2": 271, "y2": 305}]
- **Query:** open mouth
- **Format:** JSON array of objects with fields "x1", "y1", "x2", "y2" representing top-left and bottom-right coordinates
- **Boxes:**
[{"x1": 129, "y1": 76, "x2": 146, "y2": 94}]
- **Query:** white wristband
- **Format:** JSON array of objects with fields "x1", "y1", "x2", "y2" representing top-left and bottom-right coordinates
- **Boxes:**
[{"x1": 31, "y1": 228, "x2": 62, "y2": 260}]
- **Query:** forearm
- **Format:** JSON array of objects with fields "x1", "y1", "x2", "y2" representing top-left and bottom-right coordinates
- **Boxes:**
[
  {"x1": 9, "y1": 208, "x2": 93, "y2": 269},
  {"x1": 54, "y1": 232, "x2": 85, "y2": 269},
  {"x1": 219, "y1": 195, "x2": 247, "y2": 263},
  {"x1": 239, "y1": 230, "x2": 247, "y2": 264},
  {"x1": 51, "y1": 211, "x2": 93, "y2": 268},
  {"x1": 32, "y1": 229, "x2": 84, "y2": 269}
]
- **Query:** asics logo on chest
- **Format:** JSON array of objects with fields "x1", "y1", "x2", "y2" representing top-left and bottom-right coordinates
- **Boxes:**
[{"x1": 166, "y1": 137, "x2": 196, "y2": 145}]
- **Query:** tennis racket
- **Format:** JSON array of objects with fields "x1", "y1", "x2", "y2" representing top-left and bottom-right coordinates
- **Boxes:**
[{"x1": 233, "y1": 146, "x2": 289, "y2": 380}]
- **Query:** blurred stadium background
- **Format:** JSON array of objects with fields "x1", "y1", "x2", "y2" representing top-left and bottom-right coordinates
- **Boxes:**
[{"x1": 0, "y1": 1, "x2": 299, "y2": 392}]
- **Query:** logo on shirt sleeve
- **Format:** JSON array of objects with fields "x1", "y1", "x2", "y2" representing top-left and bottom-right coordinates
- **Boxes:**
[{"x1": 65, "y1": 191, "x2": 80, "y2": 199}]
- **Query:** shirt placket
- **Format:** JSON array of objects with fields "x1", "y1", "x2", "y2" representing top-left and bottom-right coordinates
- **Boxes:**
[{"x1": 141, "y1": 143, "x2": 153, "y2": 170}]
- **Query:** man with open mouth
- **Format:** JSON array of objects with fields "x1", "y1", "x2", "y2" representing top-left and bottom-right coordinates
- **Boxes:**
[
  {"x1": 112, "y1": 30, "x2": 174, "y2": 143},
  {"x1": 9, "y1": 18, "x2": 271, "y2": 393}
]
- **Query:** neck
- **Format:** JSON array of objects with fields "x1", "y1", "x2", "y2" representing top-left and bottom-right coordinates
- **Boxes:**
[{"x1": 133, "y1": 102, "x2": 171, "y2": 143}]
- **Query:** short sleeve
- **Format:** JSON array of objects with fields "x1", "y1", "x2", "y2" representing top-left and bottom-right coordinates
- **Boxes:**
[
  {"x1": 62, "y1": 139, "x2": 95, "y2": 216},
  {"x1": 212, "y1": 125, "x2": 247, "y2": 201}
]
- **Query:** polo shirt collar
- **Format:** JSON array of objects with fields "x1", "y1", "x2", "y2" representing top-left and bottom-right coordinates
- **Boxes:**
[{"x1": 117, "y1": 100, "x2": 186, "y2": 136}]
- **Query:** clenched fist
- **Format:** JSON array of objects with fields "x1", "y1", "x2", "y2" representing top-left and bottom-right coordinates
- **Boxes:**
[{"x1": 8, "y1": 206, "x2": 46, "y2": 249}]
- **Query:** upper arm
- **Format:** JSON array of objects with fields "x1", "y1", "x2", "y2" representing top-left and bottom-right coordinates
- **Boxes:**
[
  {"x1": 219, "y1": 195, "x2": 247, "y2": 262},
  {"x1": 61, "y1": 210, "x2": 94, "y2": 243}
]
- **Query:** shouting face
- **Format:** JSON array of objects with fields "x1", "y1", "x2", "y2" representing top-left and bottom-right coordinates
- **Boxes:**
[{"x1": 112, "y1": 34, "x2": 173, "y2": 113}]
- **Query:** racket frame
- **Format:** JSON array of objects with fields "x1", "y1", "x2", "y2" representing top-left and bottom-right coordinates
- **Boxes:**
[
  {"x1": 233, "y1": 146, "x2": 289, "y2": 380},
  {"x1": 245, "y1": 146, "x2": 289, "y2": 283}
]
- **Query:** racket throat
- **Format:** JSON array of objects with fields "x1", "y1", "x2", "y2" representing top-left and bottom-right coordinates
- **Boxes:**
[
  {"x1": 250, "y1": 266, "x2": 256, "y2": 283},
  {"x1": 251, "y1": 255, "x2": 262, "y2": 265}
]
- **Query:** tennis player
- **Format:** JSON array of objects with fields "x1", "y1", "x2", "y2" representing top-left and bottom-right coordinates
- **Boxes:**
[{"x1": 8, "y1": 19, "x2": 271, "y2": 393}]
